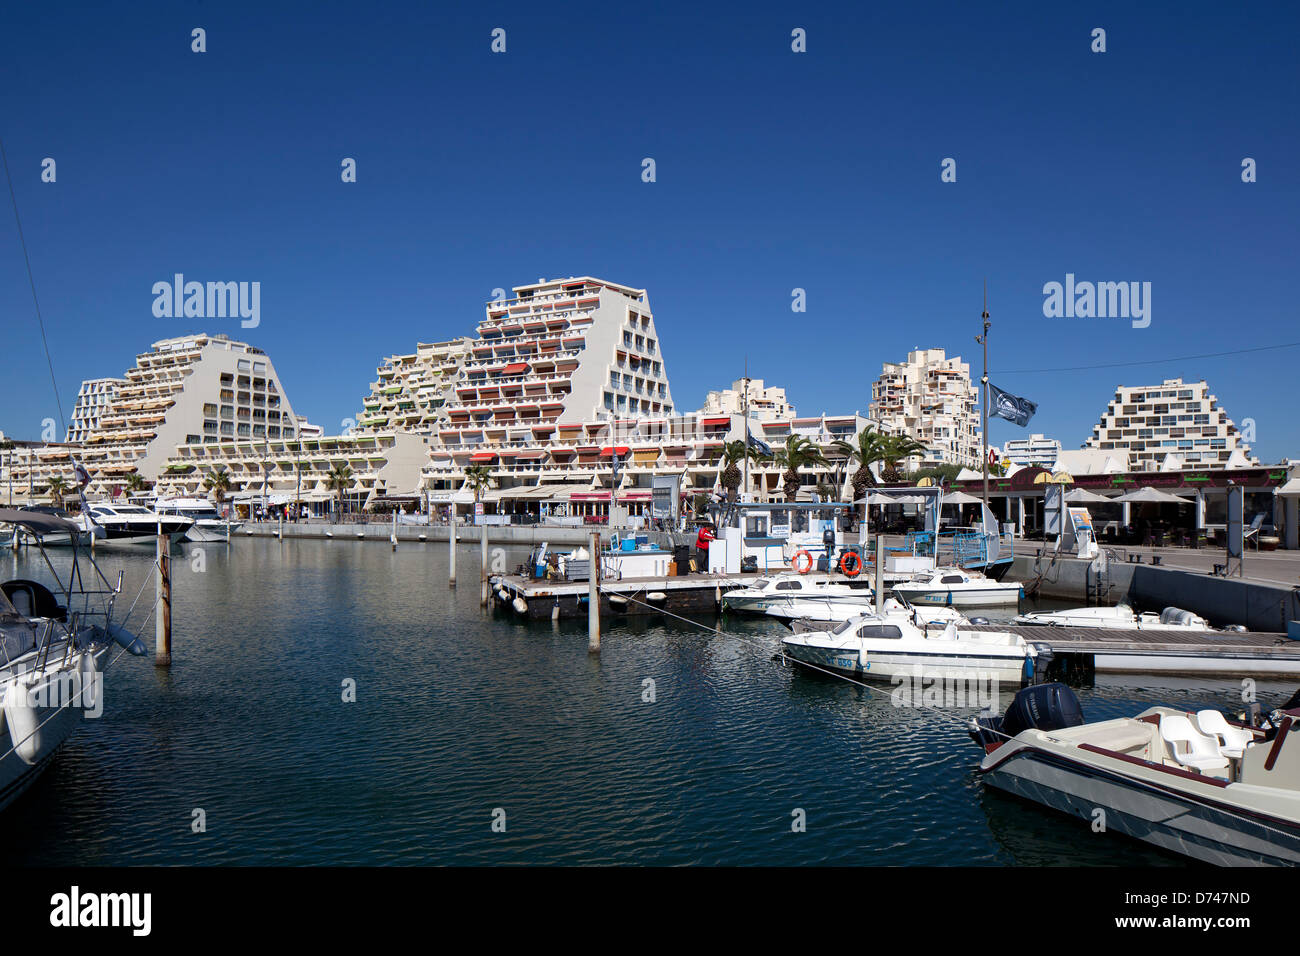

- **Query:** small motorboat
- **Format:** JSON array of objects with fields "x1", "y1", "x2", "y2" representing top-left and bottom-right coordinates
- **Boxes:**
[
  {"x1": 893, "y1": 567, "x2": 1023, "y2": 609},
  {"x1": 9, "y1": 506, "x2": 97, "y2": 548},
  {"x1": 722, "y1": 572, "x2": 870, "y2": 614},
  {"x1": 154, "y1": 496, "x2": 241, "y2": 542},
  {"x1": 970, "y1": 683, "x2": 1300, "y2": 866},
  {"x1": 781, "y1": 612, "x2": 1049, "y2": 686},
  {"x1": 1012, "y1": 603, "x2": 1225, "y2": 631},
  {"x1": 764, "y1": 592, "x2": 968, "y2": 629}
]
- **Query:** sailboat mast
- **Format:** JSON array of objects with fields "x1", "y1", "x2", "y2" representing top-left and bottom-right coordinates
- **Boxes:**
[{"x1": 980, "y1": 283, "x2": 991, "y2": 508}]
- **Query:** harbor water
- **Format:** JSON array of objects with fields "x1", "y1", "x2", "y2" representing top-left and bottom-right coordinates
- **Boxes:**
[{"x1": 2, "y1": 538, "x2": 1275, "y2": 866}]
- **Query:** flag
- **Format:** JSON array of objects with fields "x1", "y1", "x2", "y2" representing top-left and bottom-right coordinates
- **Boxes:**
[
  {"x1": 71, "y1": 458, "x2": 91, "y2": 488},
  {"x1": 746, "y1": 434, "x2": 771, "y2": 457},
  {"x1": 988, "y1": 384, "x2": 1037, "y2": 427}
]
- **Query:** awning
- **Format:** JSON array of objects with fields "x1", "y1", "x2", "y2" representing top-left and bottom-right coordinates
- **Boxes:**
[
  {"x1": 701, "y1": 417, "x2": 731, "y2": 427},
  {"x1": 1276, "y1": 479, "x2": 1300, "y2": 497},
  {"x1": 469, "y1": 452, "x2": 496, "y2": 462},
  {"x1": 502, "y1": 362, "x2": 529, "y2": 374},
  {"x1": 600, "y1": 446, "x2": 630, "y2": 457}
]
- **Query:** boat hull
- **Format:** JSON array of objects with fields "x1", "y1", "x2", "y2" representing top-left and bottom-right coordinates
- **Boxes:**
[
  {"x1": 782, "y1": 641, "x2": 1029, "y2": 685},
  {"x1": 980, "y1": 744, "x2": 1300, "y2": 866},
  {"x1": 894, "y1": 586, "x2": 1022, "y2": 609},
  {"x1": 184, "y1": 521, "x2": 241, "y2": 542}
]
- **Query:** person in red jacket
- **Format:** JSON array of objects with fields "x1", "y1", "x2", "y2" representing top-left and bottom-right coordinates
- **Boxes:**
[{"x1": 695, "y1": 524, "x2": 716, "y2": 571}]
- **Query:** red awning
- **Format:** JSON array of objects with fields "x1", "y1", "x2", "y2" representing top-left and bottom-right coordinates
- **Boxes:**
[
  {"x1": 701, "y1": 417, "x2": 732, "y2": 427},
  {"x1": 502, "y1": 362, "x2": 529, "y2": 374},
  {"x1": 600, "y1": 446, "x2": 631, "y2": 457},
  {"x1": 470, "y1": 452, "x2": 496, "y2": 462}
]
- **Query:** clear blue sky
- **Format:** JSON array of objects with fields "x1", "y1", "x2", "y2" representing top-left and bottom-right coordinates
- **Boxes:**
[{"x1": 2, "y1": 1, "x2": 1296, "y2": 459}]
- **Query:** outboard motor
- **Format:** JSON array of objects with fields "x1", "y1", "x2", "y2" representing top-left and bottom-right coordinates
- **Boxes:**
[
  {"x1": 1159, "y1": 607, "x2": 1205, "y2": 628},
  {"x1": 969, "y1": 682, "x2": 1084, "y2": 750}
]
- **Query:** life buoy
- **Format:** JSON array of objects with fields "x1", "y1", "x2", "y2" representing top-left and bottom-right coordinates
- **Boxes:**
[
  {"x1": 791, "y1": 550, "x2": 813, "y2": 574},
  {"x1": 839, "y1": 551, "x2": 863, "y2": 577}
]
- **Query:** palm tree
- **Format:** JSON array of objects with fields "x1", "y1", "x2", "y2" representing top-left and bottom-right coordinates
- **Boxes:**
[
  {"x1": 202, "y1": 466, "x2": 232, "y2": 504},
  {"x1": 719, "y1": 440, "x2": 767, "y2": 502},
  {"x1": 124, "y1": 472, "x2": 150, "y2": 497},
  {"x1": 879, "y1": 434, "x2": 929, "y2": 483},
  {"x1": 832, "y1": 428, "x2": 888, "y2": 503},
  {"x1": 771, "y1": 435, "x2": 825, "y2": 503},
  {"x1": 326, "y1": 462, "x2": 354, "y2": 518},
  {"x1": 46, "y1": 475, "x2": 69, "y2": 507},
  {"x1": 464, "y1": 464, "x2": 494, "y2": 505}
]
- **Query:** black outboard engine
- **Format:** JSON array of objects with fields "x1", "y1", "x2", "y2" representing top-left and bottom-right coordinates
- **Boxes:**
[{"x1": 969, "y1": 682, "x2": 1084, "y2": 750}]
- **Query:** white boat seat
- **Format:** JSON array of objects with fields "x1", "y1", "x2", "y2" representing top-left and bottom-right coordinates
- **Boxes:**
[
  {"x1": 1195, "y1": 709, "x2": 1254, "y2": 759},
  {"x1": 1159, "y1": 714, "x2": 1230, "y2": 772}
]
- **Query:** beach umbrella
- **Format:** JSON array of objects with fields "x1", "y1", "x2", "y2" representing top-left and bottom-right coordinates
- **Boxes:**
[
  {"x1": 942, "y1": 491, "x2": 983, "y2": 505},
  {"x1": 1113, "y1": 486, "x2": 1190, "y2": 504},
  {"x1": 1064, "y1": 488, "x2": 1113, "y2": 504}
]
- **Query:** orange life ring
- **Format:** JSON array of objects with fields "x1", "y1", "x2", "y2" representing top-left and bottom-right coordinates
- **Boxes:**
[
  {"x1": 839, "y1": 551, "x2": 863, "y2": 577},
  {"x1": 791, "y1": 550, "x2": 814, "y2": 574}
]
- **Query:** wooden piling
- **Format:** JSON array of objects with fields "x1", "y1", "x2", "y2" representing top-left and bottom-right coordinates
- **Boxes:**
[
  {"x1": 480, "y1": 521, "x2": 490, "y2": 607},
  {"x1": 448, "y1": 516, "x2": 457, "y2": 586},
  {"x1": 155, "y1": 533, "x2": 172, "y2": 667},
  {"x1": 588, "y1": 531, "x2": 601, "y2": 653},
  {"x1": 873, "y1": 533, "x2": 884, "y2": 614}
]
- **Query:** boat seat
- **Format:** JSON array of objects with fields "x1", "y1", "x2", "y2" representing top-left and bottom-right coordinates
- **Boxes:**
[
  {"x1": 1159, "y1": 714, "x2": 1230, "y2": 773},
  {"x1": 1195, "y1": 710, "x2": 1254, "y2": 759}
]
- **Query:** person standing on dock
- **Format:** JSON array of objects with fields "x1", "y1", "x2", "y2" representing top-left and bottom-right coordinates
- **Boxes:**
[{"x1": 695, "y1": 523, "x2": 716, "y2": 572}]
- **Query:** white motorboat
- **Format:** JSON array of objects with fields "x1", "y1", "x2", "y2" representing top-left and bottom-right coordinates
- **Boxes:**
[
  {"x1": 154, "y1": 496, "x2": 241, "y2": 542},
  {"x1": 781, "y1": 612, "x2": 1049, "y2": 686},
  {"x1": 970, "y1": 684, "x2": 1300, "y2": 866},
  {"x1": 765, "y1": 594, "x2": 968, "y2": 628},
  {"x1": 893, "y1": 567, "x2": 1024, "y2": 610},
  {"x1": 722, "y1": 572, "x2": 870, "y2": 614},
  {"x1": 0, "y1": 508, "x2": 147, "y2": 811},
  {"x1": 77, "y1": 503, "x2": 193, "y2": 546},
  {"x1": 1012, "y1": 603, "x2": 1225, "y2": 631}
]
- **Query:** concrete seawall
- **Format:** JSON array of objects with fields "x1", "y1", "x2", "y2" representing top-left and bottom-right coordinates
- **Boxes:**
[{"x1": 1013, "y1": 553, "x2": 1300, "y2": 633}]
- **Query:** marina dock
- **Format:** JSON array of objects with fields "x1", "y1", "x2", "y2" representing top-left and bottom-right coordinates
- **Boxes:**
[{"x1": 967, "y1": 623, "x2": 1300, "y2": 677}]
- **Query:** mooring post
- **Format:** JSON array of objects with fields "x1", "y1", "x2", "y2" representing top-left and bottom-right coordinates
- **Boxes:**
[
  {"x1": 278, "y1": 511, "x2": 283, "y2": 539},
  {"x1": 390, "y1": 509, "x2": 398, "y2": 551},
  {"x1": 588, "y1": 531, "x2": 601, "y2": 653},
  {"x1": 448, "y1": 514, "x2": 457, "y2": 587},
  {"x1": 873, "y1": 532, "x2": 884, "y2": 614},
  {"x1": 480, "y1": 520, "x2": 490, "y2": 607},
  {"x1": 155, "y1": 532, "x2": 172, "y2": 667}
]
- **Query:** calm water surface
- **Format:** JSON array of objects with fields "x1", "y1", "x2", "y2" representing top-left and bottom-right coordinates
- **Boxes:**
[{"x1": 0, "y1": 539, "x2": 1271, "y2": 866}]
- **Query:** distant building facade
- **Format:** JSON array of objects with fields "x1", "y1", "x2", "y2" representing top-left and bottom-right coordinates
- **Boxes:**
[
  {"x1": 869, "y1": 348, "x2": 980, "y2": 468},
  {"x1": 1001, "y1": 433, "x2": 1062, "y2": 469},
  {"x1": 699, "y1": 378, "x2": 796, "y2": 421},
  {"x1": 1084, "y1": 378, "x2": 1255, "y2": 470}
]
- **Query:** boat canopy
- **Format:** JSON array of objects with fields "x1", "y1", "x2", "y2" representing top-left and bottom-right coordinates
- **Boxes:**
[{"x1": 0, "y1": 508, "x2": 79, "y2": 535}]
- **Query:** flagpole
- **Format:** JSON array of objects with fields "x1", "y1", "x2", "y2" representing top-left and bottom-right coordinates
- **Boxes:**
[
  {"x1": 978, "y1": 283, "x2": 990, "y2": 508},
  {"x1": 742, "y1": 358, "x2": 749, "y2": 503}
]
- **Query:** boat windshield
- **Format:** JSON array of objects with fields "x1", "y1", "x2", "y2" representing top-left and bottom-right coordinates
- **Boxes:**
[
  {"x1": 752, "y1": 579, "x2": 770, "y2": 590},
  {"x1": 832, "y1": 618, "x2": 862, "y2": 635},
  {"x1": 113, "y1": 506, "x2": 154, "y2": 515}
]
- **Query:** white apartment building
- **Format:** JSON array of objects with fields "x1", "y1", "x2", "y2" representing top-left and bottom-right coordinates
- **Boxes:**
[
  {"x1": 0, "y1": 435, "x2": 83, "y2": 507},
  {"x1": 1001, "y1": 433, "x2": 1062, "y2": 469},
  {"x1": 699, "y1": 378, "x2": 796, "y2": 421},
  {"x1": 355, "y1": 338, "x2": 472, "y2": 435},
  {"x1": 869, "y1": 348, "x2": 981, "y2": 468},
  {"x1": 66, "y1": 378, "x2": 126, "y2": 443},
  {"x1": 77, "y1": 334, "x2": 301, "y2": 494},
  {"x1": 1085, "y1": 378, "x2": 1255, "y2": 470},
  {"x1": 155, "y1": 431, "x2": 430, "y2": 514}
]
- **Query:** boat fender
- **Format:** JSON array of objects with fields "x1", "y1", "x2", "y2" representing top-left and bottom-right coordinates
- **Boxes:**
[
  {"x1": 791, "y1": 550, "x2": 813, "y2": 574},
  {"x1": 80, "y1": 650, "x2": 100, "y2": 711},
  {"x1": 512, "y1": 597, "x2": 528, "y2": 615},
  {"x1": 107, "y1": 623, "x2": 148, "y2": 657},
  {"x1": 647, "y1": 591, "x2": 666, "y2": 602},
  {"x1": 839, "y1": 551, "x2": 862, "y2": 577},
  {"x1": 609, "y1": 594, "x2": 628, "y2": 607},
  {"x1": 4, "y1": 680, "x2": 41, "y2": 765}
]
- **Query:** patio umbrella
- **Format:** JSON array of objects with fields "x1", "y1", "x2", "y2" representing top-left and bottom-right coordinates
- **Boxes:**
[
  {"x1": 942, "y1": 491, "x2": 983, "y2": 505},
  {"x1": 1064, "y1": 488, "x2": 1113, "y2": 504},
  {"x1": 1114, "y1": 486, "x2": 1191, "y2": 505}
]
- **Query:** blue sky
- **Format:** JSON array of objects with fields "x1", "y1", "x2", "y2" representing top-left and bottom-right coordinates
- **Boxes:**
[{"x1": 2, "y1": 1, "x2": 1296, "y2": 459}]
